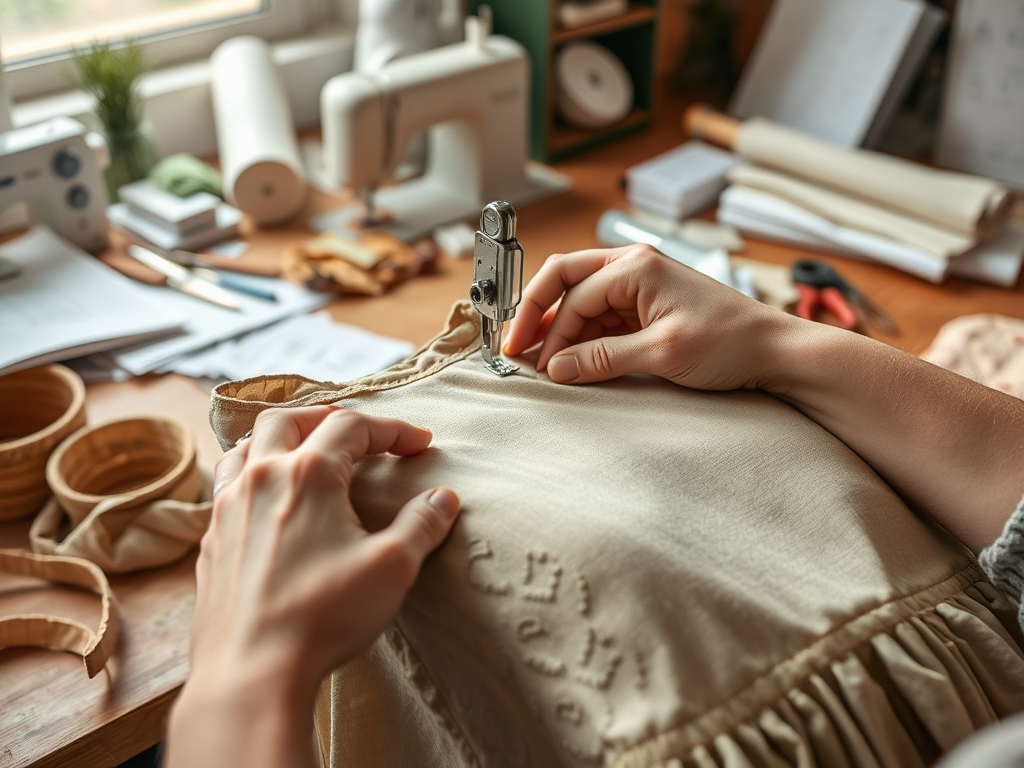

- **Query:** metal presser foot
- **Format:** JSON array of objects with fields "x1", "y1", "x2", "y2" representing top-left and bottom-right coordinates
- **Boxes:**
[{"x1": 469, "y1": 201, "x2": 524, "y2": 377}]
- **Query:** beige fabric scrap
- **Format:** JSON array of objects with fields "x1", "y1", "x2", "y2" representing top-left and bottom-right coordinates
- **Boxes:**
[{"x1": 730, "y1": 256, "x2": 799, "y2": 311}]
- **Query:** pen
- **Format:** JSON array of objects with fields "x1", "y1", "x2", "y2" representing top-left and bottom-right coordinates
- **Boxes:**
[{"x1": 191, "y1": 268, "x2": 278, "y2": 302}]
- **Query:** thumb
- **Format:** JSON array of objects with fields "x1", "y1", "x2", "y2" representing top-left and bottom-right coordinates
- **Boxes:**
[
  {"x1": 385, "y1": 487, "x2": 461, "y2": 566},
  {"x1": 546, "y1": 331, "x2": 659, "y2": 384}
]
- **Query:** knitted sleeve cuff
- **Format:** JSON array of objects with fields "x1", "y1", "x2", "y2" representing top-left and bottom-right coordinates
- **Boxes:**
[{"x1": 978, "y1": 494, "x2": 1024, "y2": 630}]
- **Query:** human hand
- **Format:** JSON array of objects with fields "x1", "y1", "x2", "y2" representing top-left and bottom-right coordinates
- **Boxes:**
[
  {"x1": 191, "y1": 405, "x2": 460, "y2": 701},
  {"x1": 504, "y1": 245, "x2": 791, "y2": 390}
]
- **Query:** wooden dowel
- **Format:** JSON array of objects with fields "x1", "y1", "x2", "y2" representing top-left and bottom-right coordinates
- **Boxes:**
[{"x1": 682, "y1": 104, "x2": 741, "y2": 149}]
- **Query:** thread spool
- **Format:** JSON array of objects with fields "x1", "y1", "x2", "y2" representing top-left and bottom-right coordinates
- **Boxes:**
[
  {"x1": 0, "y1": 365, "x2": 86, "y2": 521},
  {"x1": 210, "y1": 36, "x2": 307, "y2": 226},
  {"x1": 46, "y1": 417, "x2": 198, "y2": 526}
]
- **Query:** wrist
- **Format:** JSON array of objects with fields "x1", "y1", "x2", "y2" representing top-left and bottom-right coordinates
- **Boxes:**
[
  {"x1": 167, "y1": 660, "x2": 320, "y2": 768},
  {"x1": 752, "y1": 313, "x2": 856, "y2": 401}
]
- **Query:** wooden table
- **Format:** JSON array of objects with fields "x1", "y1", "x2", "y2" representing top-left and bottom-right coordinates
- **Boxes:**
[{"x1": 2, "y1": 91, "x2": 1023, "y2": 768}]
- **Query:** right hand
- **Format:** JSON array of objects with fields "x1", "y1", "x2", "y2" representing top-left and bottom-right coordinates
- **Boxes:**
[{"x1": 504, "y1": 245, "x2": 792, "y2": 391}]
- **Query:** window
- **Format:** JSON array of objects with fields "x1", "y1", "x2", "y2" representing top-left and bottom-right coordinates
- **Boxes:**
[{"x1": 1, "y1": 0, "x2": 339, "y2": 100}]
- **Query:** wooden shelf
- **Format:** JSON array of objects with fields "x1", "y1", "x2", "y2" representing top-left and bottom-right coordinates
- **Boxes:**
[
  {"x1": 551, "y1": 4, "x2": 656, "y2": 45},
  {"x1": 547, "y1": 106, "x2": 653, "y2": 156}
]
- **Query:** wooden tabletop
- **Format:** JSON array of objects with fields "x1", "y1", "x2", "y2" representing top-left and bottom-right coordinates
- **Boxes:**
[{"x1": 2, "y1": 90, "x2": 1023, "y2": 768}]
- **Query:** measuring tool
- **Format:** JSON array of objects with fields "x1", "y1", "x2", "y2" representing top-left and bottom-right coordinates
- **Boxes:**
[{"x1": 469, "y1": 201, "x2": 524, "y2": 376}]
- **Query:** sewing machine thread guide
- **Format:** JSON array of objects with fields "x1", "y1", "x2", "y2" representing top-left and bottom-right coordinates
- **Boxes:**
[{"x1": 470, "y1": 201, "x2": 523, "y2": 377}]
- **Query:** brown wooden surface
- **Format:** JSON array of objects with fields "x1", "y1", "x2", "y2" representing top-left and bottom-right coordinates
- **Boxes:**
[{"x1": 2, "y1": 87, "x2": 1023, "y2": 768}]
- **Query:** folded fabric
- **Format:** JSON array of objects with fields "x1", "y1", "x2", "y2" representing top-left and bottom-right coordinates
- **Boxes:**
[
  {"x1": 718, "y1": 186, "x2": 951, "y2": 282},
  {"x1": 734, "y1": 118, "x2": 1012, "y2": 237},
  {"x1": 922, "y1": 315, "x2": 1024, "y2": 401},
  {"x1": 211, "y1": 302, "x2": 1024, "y2": 768},
  {"x1": 728, "y1": 165, "x2": 975, "y2": 259},
  {"x1": 719, "y1": 186, "x2": 1024, "y2": 287}
]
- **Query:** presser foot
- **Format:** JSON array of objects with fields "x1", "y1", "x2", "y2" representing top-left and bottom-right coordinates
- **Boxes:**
[{"x1": 481, "y1": 320, "x2": 518, "y2": 377}]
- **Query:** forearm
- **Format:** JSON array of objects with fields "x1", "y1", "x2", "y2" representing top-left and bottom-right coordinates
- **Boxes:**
[
  {"x1": 760, "y1": 317, "x2": 1024, "y2": 554},
  {"x1": 164, "y1": 662, "x2": 319, "y2": 768}
]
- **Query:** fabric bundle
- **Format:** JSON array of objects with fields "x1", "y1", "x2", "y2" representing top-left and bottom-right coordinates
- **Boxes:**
[{"x1": 715, "y1": 118, "x2": 1022, "y2": 285}]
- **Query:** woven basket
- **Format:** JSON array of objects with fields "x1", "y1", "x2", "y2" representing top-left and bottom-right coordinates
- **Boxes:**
[
  {"x1": 0, "y1": 365, "x2": 87, "y2": 521},
  {"x1": 46, "y1": 417, "x2": 195, "y2": 526}
]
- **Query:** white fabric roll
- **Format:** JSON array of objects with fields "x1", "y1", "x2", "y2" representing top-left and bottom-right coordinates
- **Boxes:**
[
  {"x1": 555, "y1": 41, "x2": 633, "y2": 129},
  {"x1": 210, "y1": 36, "x2": 306, "y2": 226}
]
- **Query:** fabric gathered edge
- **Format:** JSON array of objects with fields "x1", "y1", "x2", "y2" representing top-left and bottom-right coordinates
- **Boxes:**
[{"x1": 610, "y1": 568, "x2": 1024, "y2": 768}]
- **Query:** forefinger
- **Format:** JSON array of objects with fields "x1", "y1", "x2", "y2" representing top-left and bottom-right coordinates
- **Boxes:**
[
  {"x1": 300, "y1": 409, "x2": 433, "y2": 466},
  {"x1": 505, "y1": 248, "x2": 623, "y2": 356}
]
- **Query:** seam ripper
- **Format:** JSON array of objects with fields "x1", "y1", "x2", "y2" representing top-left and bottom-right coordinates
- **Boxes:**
[{"x1": 469, "y1": 201, "x2": 524, "y2": 377}]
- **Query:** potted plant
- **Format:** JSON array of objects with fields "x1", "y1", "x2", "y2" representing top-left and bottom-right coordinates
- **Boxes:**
[{"x1": 70, "y1": 40, "x2": 157, "y2": 202}]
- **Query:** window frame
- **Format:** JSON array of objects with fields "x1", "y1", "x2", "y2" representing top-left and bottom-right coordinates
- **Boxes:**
[{"x1": 4, "y1": 0, "x2": 338, "y2": 100}]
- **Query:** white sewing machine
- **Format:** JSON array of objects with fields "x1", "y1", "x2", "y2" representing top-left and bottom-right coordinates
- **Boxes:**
[{"x1": 310, "y1": 15, "x2": 569, "y2": 241}]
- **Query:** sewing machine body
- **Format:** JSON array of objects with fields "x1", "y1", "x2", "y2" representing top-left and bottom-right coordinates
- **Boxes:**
[{"x1": 313, "y1": 32, "x2": 569, "y2": 241}]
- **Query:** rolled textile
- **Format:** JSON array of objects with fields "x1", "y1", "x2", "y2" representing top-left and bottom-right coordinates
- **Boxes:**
[
  {"x1": 210, "y1": 36, "x2": 307, "y2": 226},
  {"x1": 718, "y1": 185, "x2": 951, "y2": 283},
  {"x1": 734, "y1": 118, "x2": 1012, "y2": 237},
  {"x1": 728, "y1": 165, "x2": 976, "y2": 259}
]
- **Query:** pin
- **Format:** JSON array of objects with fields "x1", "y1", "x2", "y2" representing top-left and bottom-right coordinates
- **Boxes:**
[{"x1": 469, "y1": 201, "x2": 523, "y2": 376}]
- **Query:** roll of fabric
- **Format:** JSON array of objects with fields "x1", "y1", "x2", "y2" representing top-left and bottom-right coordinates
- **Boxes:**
[
  {"x1": 30, "y1": 417, "x2": 212, "y2": 574},
  {"x1": 734, "y1": 118, "x2": 1012, "y2": 237},
  {"x1": 728, "y1": 165, "x2": 975, "y2": 259},
  {"x1": 210, "y1": 36, "x2": 307, "y2": 226}
]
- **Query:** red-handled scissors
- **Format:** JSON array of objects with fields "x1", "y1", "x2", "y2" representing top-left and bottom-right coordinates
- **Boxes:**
[{"x1": 791, "y1": 260, "x2": 896, "y2": 333}]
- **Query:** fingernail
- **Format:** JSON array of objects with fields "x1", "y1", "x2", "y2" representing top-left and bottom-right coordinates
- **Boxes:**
[
  {"x1": 548, "y1": 354, "x2": 580, "y2": 383},
  {"x1": 428, "y1": 487, "x2": 460, "y2": 520}
]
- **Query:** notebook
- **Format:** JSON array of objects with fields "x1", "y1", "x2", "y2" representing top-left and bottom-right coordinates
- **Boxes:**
[{"x1": 729, "y1": 0, "x2": 946, "y2": 148}]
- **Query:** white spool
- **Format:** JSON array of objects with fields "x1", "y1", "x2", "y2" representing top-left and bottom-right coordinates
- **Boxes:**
[
  {"x1": 210, "y1": 36, "x2": 306, "y2": 226},
  {"x1": 555, "y1": 41, "x2": 633, "y2": 130}
]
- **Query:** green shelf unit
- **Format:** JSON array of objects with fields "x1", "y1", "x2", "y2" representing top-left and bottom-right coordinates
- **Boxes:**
[{"x1": 470, "y1": 0, "x2": 660, "y2": 162}]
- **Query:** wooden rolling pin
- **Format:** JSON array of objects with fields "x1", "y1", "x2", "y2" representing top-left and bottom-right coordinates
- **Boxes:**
[{"x1": 682, "y1": 104, "x2": 741, "y2": 148}]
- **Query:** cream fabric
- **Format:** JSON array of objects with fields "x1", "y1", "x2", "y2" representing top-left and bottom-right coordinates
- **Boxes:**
[
  {"x1": 211, "y1": 302, "x2": 1024, "y2": 768},
  {"x1": 29, "y1": 461, "x2": 212, "y2": 575},
  {"x1": 728, "y1": 165, "x2": 973, "y2": 260},
  {"x1": 922, "y1": 314, "x2": 1024, "y2": 401},
  {"x1": 734, "y1": 118, "x2": 1012, "y2": 237}
]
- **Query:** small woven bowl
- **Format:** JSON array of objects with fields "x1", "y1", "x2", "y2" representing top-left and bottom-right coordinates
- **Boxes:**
[
  {"x1": 0, "y1": 365, "x2": 87, "y2": 521},
  {"x1": 46, "y1": 417, "x2": 195, "y2": 526}
]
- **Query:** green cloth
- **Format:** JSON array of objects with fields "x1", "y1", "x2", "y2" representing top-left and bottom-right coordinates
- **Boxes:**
[{"x1": 149, "y1": 153, "x2": 223, "y2": 198}]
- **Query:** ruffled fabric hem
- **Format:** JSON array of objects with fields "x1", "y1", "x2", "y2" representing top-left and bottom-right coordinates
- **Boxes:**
[{"x1": 613, "y1": 577, "x2": 1024, "y2": 768}]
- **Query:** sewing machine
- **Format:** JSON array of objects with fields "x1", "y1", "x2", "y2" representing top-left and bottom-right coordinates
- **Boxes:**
[
  {"x1": 0, "y1": 117, "x2": 108, "y2": 254},
  {"x1": 311, "y1": 15, "x2": 569, "y2": 242}
]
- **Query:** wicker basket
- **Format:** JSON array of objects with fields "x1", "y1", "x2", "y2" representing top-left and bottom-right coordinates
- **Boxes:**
[
  {"x1": 46, "y1": 417, "x2": 195, "y2": 526},
  {"x1": 0, "y1": 365, "x2": 87, "y2": 521}
]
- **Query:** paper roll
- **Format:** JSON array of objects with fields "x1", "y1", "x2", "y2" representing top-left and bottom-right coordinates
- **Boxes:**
[
  {"x1": 555, "y1": 41, "x2": 633, "y2": 129},
  {"x1": 211, "y1": 36, "x2": 307, "y2": 226}
]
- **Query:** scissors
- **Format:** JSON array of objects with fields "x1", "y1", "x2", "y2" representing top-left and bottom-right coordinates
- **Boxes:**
[{"x1": 791, "y1": 259, "x2": 896, "y2": 334}]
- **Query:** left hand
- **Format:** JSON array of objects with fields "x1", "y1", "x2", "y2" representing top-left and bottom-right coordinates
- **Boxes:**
[{"x1": 190, "y1": 405, "x2": 460, "y2": 701}]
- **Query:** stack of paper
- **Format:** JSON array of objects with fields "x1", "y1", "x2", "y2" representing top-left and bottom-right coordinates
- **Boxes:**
[
  {"x1": 0, "y1": 226, "x2": 413, "y2": 387},
  {"x1": 0, "y1": 227, "x2": 186, "y2": 375},
  {"x1": 159, "y1": 312, "x2": 414, "y2": 383}
]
